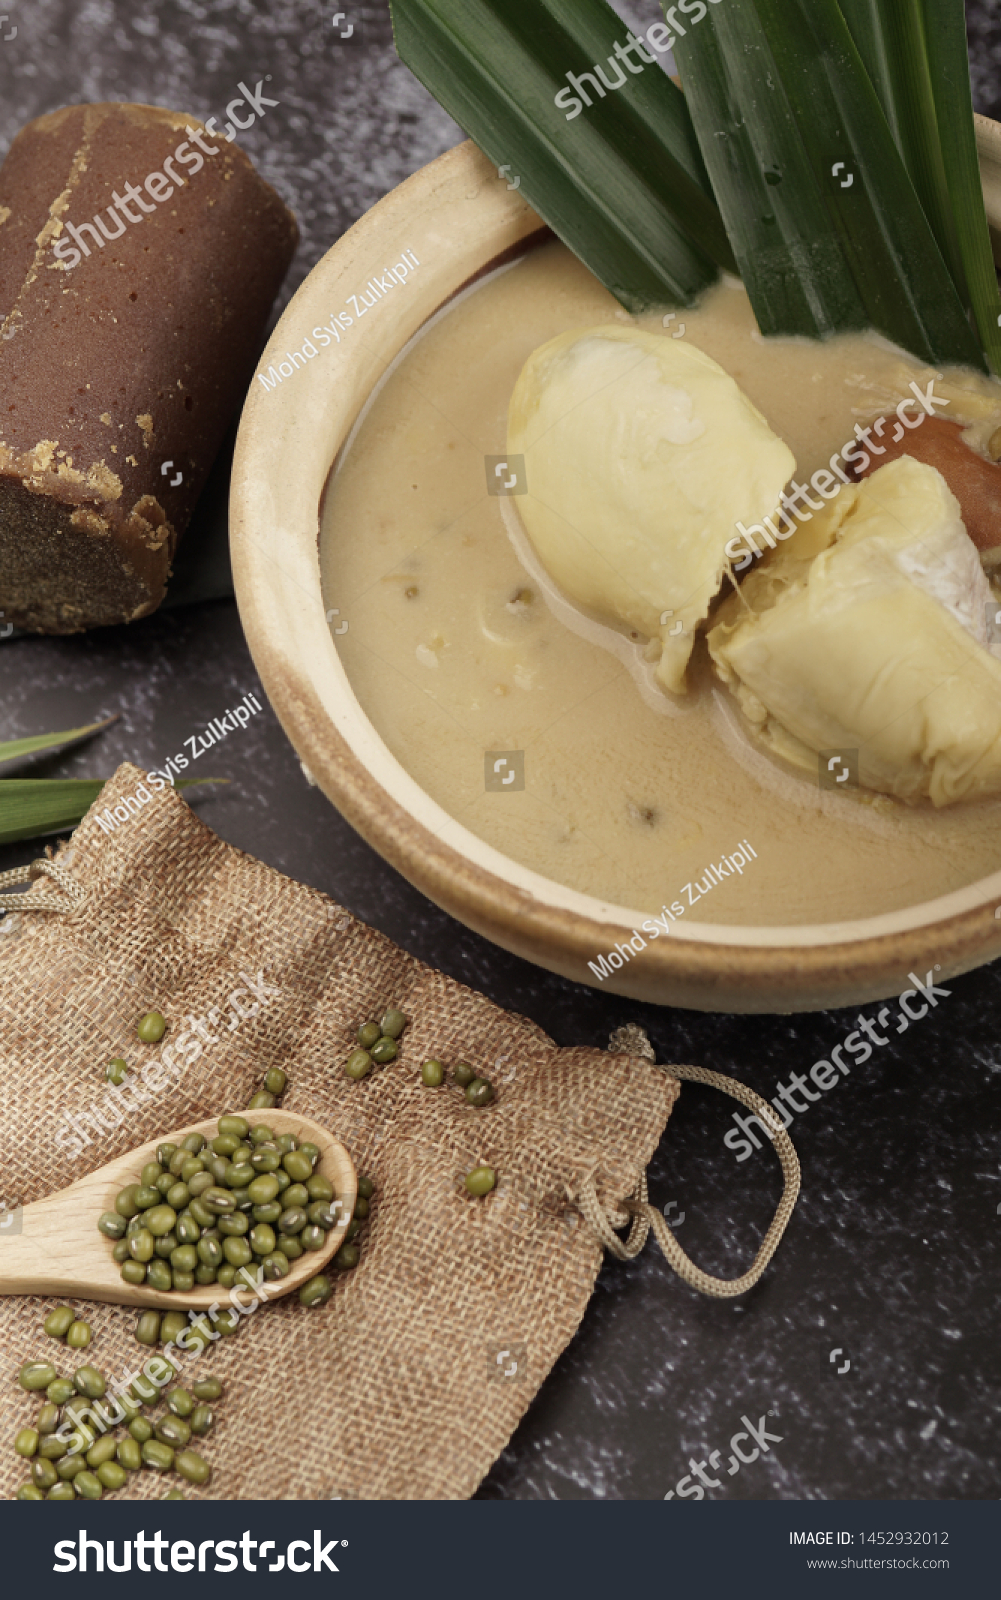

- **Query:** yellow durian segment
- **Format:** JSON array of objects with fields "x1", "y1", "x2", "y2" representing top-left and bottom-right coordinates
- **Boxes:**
[
  {"x1": 709, "y1": 455, "x2": 1001, "y2": 805},
  {"x1": 507, "y1": 324, "x2": 796, "y2": 693}
]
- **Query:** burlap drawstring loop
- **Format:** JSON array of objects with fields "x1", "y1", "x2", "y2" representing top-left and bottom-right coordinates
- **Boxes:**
[
  {"x1": 573, "y1": 1024, "x2": 801, "y2": 1300},
  {"x1": 0, "y1": 858, "x2": 86, "y2": 916}
]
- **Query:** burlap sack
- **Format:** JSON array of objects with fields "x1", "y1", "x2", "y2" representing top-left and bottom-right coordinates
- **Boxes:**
[{"x1": 0, "y1": 763, "x2": 680, "y2": 1500}]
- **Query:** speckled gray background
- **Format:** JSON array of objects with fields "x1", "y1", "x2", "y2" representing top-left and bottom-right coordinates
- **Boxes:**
[{"x1": 0, "y1": 2, "x2": 998, "y2": 1502}]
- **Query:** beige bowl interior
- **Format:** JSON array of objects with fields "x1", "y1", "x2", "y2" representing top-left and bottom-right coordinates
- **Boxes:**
[{"x1": 230, "y1": 137, "x2": 1001, "y2": 1013}]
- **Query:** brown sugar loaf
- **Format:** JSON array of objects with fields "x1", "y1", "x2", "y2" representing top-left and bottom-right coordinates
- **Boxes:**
[{"x1": 0, "y1": 102, "x2": 298, "y2": 632}]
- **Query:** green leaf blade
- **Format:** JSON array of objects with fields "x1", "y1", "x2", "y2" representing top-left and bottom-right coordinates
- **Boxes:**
[
  {"x1": 674, "y1": 0, "x2": 987, "y2": 368},
  {"x1": 0, "y1": 777, "x2": 227, "y2": 846},
  {"x1": 391, "y1": 0, "x2": 735, "y2": 311},
  {"x1": 0, "y1": 716, "x2": 119, "y2": 768}
]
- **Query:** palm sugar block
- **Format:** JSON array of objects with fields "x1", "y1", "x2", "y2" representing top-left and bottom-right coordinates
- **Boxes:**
[{"x1": 0, "y1": 101, "x2": 298, "y2": 632}]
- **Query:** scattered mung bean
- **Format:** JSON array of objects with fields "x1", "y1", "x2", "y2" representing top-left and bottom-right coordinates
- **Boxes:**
[
  {"x1": 137, "y1": 1011, "x2": 167, "y2": 1044},
  {"x1": 43, "y1": 1306, "x2": 76, "y2": 1340}
]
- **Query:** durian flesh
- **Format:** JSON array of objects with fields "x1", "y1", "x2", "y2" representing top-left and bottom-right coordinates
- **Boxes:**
[
  {"x1": 507, "y1": 325, "x2": 795, "y2": 693},
  {"x1": 708, "y1": 456, "x2": 1001, "y2": 806}
]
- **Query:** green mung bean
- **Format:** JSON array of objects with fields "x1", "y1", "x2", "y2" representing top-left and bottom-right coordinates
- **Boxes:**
[
  {"x1": 146, "y1": 1260, "x2": 172, "y2": 1291},
  {"x1": 19, "y1": 1361, "x2": 57, "y2": 1392},
  {"x1": 157, "y1": 1142, "x2": 178, "y2": 1166},
  {"x1": 117, "y1": 1437, "x2": 142, "y2": 1472},
  {"x1": 262, "y1": 1251, "x2": 290, "y2": 1281},
  {"x1": 217, "y1": 1113, "x2": 248, "y2": 1139},
  {"x1": 98, "y1": 1211, "x2": 127, "y2": 1239},
  {"x1": 156, "y1": 1415, "x2": 191, "y2": 1449},
  {"x1": 344, "y1": 1049, "x2": 372, "y2": 1081},
  {"x1": 452, "y1": 1062, "x2": 475, "y2": 1087},
  {"x1": 247, "y1": 1090, "x2": 276, "y2": 1110},
  {"x1": 357, "y1": 1175, "x2": 374, "y2": 1200},
  {"x1": 357, "y1": 1021, "x2": 381, "y2": 1049},
  {"x1": 141, "y1": 1439, "x2": 174, "y2": 1472},
  {"x1": 140, "y1": 1160, "x2": 163, "y2": 1188},
  {"x1": 299, "y1": 1274, "x2": 333, "y2": 1308},
  {"x1": 86, "y1": 1435, "x2": 118, "y2": 1468},
  {"x1": 352, "y1": 1196, "x2": 370, "y2": 1220},
  {"x1": 249, "y1": 1223, "x2": 277, "y2": 1256},
  {"x1": 265, "y1": 1067, "x2": 287, "y2": 1095},
  {"x1": 36, "y1": 1405, "x2": 60, "y2": 1437},
  {"x1": 465, "y1": 1165, "x2": 496, "y2": 1196},
  {"x1": 275, "y1": 1132, "x2": 297, "y2": 1155},
  {"x1": 137, "y1": 1010, "x2": 166, "y2": 1043},
  {"x1": 72, "y1": 1366, "x2": 106, "y2": 1399},
  {"x1": 465, "y1": 1078, "x2": 495, "y2": 1106},
  {"x1": 380, "y1": 1007, "x2": 407, "y2": 1039},
  {"x1": 115, "y1": 1184, "x2": 141, "y2": 1218},
  {"x1": 247, "y1": 1174, "x2": 280, "y2": 1205},
  {"x1": 129, "y1": 1417, "x2": 153, "y2": 1443},
  {"x1": 17, "y1": 1484, "x2": 45, "y2": 1500},
  {"x1": 43, "y1": 1305, "x2": 76, "y2": 1339},
  {"x1": 129, "y1": 1229, "x2": 155, "y2": 1263},
  {"x1": 192, "y1": 1376, "x2": 222, "y2": 1401},
  {"x1": 74, "y1": 1470, "x2": 103, "y2": 1499},
  {"x1": 106, "y1": 1059, "x2": 128, "y2": 1086},
  {"x1": 421, "y1": 1058, "x2": 445, "y2": 1087},
  {"x1": 38, "y1": 1434, "x2": 69, "y2": 1461},
  {"x1": 155, "y1": 1231, "x2": 179, "y2": 1259},
  {"x1": 370, "y1": 1037, "x2": 397, "y2": 1064},
  {"x1": 189, "y1": 1404, "x2": 214, "y2": 1435},
  {"x1": 112, "y1": 1239, "x2": 130, "y2": 1263},
  {"x1": 57, "y1": 1454, "x2": 86, "y2": 1481},
  {"x1": 47, "y1": 1481, "x2": 76, "y2": 1500},
  {"x1": 15, "y1": 1428, "x2": 38, "y2": 1457},
  {"x1": 31, "y1": 1458, "x2": 58, "y2": 1490},
  {"x1": 333, "y1": 1242, "x2": 360, "y2": 1270},
  {"x1": 161, "y1": 1311, "x2": 187, "y2": 1344},
  {"x1": 134, "y1": 1185, "x2": 160, "y2": 1210},
  {"x1": 217, "y1": 1212, "x2": 248, "y2": 1236},
  {"x1": 283, "y1": 1150, "x2": 313, "y2": 1183},
  {"x1": 174, "y1": 1448, "x2": 212, "y2": 1486},
  {"x1": 216, "y1": 1264, "x2": 237, "y2": 1288},
  {"x1": 46, "y1": 1377, "x2": 76, "y2": 1405},
  {"x1": 135, "y1": 1310, "x2": 161, "y2": 1346},
  {"x1": 306, "y1": 1173, "x2": 333, "y2": 1201},
  {"x1": 252, "y1": 1200, "x2": 282, "y2": 1224},
  {"x1": 222, "y1": 1236, "x2": 252, "y2": 1266},
  {"x1": 249, "y1": 1122, "x2": 275, "y2": 1144},
  {"x1": 97, "y1": 1460, "x2": 127, "y2": 1491}
]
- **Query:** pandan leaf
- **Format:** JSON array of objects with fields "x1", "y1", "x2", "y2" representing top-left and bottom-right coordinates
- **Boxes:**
[
  {"x1": 0, "y1": 716, "x2": 119, "y2": 768},
  {"x1": 840, "y1": 0, "x2": 1001, "y2": 375},
  {"x1": 390, "y1": 0, "x2": 736, "y2": 312},
  {"x1": 0, "y1": 778, "x2": 226, "y2": 846},
  {"x1": 672, "y1": 0, "x2": 987, "y2": 368}
]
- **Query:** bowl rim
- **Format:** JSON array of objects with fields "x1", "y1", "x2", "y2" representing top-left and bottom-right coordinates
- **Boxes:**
[{"x1": 230, "y1": 137, "x2": 1001, "y2": 1011}]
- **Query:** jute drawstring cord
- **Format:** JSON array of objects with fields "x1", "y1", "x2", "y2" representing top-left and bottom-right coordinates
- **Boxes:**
[
  {"x1": 572, "y1": 1023, "x2": 801, "y2": 1299},
  {"x1": 0, "y1": 858, "x2": 87, "y2": 915}
]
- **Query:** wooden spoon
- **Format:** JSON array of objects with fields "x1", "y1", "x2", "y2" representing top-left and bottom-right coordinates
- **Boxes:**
[{"x1": 0, "y1": 1111, "x2": 356, "y2": 1310}]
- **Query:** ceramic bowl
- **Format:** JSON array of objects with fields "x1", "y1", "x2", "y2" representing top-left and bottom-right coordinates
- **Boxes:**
[{"x1": 230, "y1": 135, "x2": 1001, "y2": 1013}]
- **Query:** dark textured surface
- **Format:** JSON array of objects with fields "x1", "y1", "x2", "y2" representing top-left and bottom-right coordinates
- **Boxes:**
[{"x1": 0, "y1": 1, "x2": 999, "y2": 1502}]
